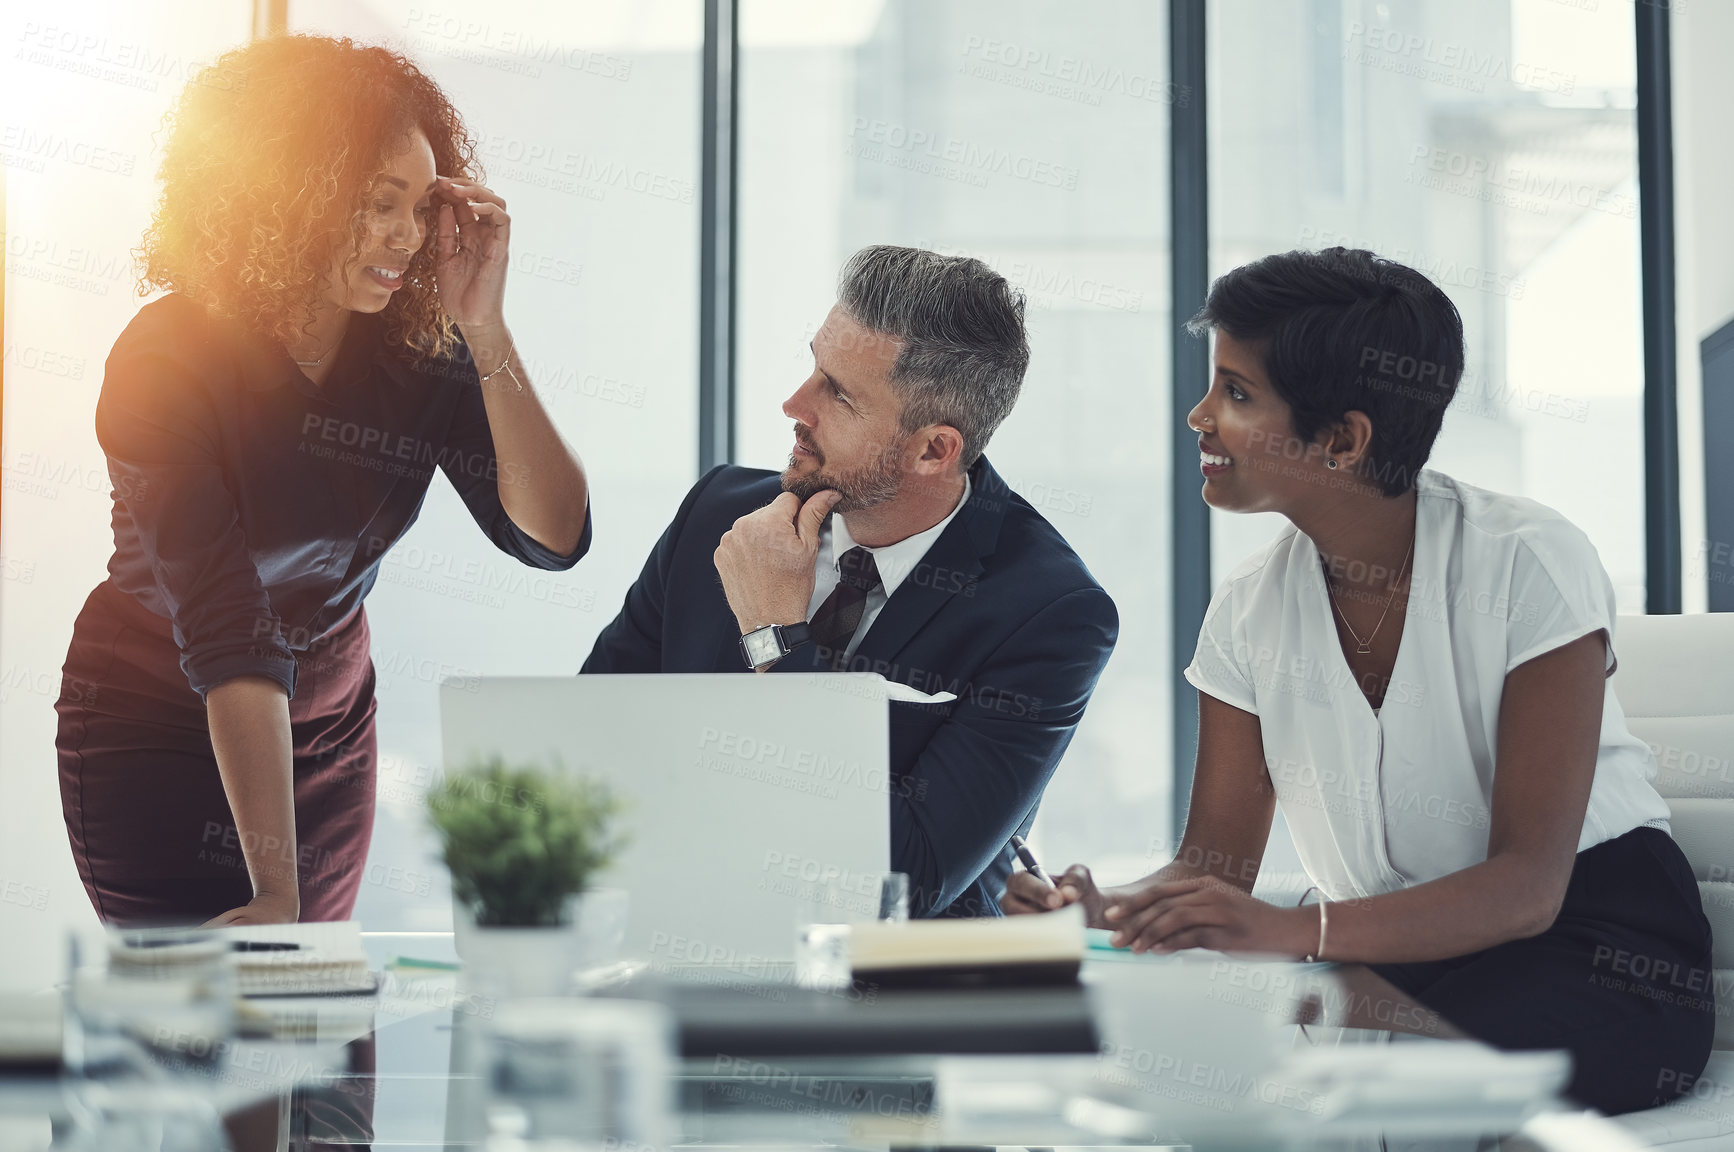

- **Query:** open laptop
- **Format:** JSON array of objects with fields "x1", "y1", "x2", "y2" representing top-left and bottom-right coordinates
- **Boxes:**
[{"x1": 439, "y1": 673, "x2": 890, "y2": 966}]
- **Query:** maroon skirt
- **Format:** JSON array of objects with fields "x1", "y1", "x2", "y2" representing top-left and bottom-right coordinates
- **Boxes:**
[{"x1": 55, "y1": 580, "x2": 377, "y2": 926}]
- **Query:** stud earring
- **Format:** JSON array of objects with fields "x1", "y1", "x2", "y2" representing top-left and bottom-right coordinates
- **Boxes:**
[{"x1": 1326, "y1": 458, "x2": 1339, "y2": 469}]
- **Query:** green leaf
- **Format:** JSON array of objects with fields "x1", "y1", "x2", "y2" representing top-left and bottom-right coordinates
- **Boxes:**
[{"x1": 425, "y1": 756, "x2": 628, "y2": 927}]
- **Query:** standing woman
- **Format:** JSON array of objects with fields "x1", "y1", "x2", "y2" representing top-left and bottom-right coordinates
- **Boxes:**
[
  {"x1": 1005, "y1": 249, "x2": 1714, "y2": 1115},
  {"x1": 56, "y1": 35, "x2": 591, "y2": 927}
]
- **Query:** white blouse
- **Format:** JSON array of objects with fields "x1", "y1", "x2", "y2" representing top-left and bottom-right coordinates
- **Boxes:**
[{"x1": 1184, "y1": 469, "x2": 1670, "y2": 901}]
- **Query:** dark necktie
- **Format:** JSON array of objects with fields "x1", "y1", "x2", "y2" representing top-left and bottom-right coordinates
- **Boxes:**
[{"x1": 809, "y1": 546, "x2": 882, "y2": 668}]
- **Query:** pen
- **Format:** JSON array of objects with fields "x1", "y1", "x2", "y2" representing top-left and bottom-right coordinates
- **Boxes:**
[{"x1": 1010, "y1": 835, "x2": 1055, "y2": 888}]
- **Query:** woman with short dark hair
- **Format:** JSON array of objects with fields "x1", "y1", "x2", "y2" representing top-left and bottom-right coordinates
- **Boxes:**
[
  {"x1": 56, "y1": 34, "x2": 591, "y2": 927},
  {"x1": 1005, "y1": 248, "x2": 1713, "y2": 1115}
]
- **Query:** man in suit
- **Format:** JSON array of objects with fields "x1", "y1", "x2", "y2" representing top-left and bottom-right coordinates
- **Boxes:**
[{"x1": 583, "y1": 245, "x2": 1117, "y2": 917}]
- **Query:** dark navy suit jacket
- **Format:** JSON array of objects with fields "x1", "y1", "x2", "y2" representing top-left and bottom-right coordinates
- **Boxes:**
[{"x1": 581, "y1": 456, "x2": 1118, "y2": 917}]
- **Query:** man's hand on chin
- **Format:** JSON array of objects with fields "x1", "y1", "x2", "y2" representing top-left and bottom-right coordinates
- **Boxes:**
[{"x1": 714, "y1": 488, "x2": 843, "y2": 634}]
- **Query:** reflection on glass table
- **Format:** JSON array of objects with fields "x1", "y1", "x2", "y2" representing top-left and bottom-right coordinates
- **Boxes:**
[{"x1": 313, "y1": 931, "x2": 1642, "y2": 1152}]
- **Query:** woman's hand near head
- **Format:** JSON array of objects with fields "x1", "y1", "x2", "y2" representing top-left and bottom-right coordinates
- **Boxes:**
[{"x1": 433, "y1": 176, "x2": 511, "y2": 332}]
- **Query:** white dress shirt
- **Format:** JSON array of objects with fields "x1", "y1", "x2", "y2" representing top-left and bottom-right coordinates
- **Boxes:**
[
  {"x1": 1184, "y1": 469, "x2": 1670, "y2": 901},
  {"x1": 806, "y1": 473, "x2": 972, "y2": 662}
]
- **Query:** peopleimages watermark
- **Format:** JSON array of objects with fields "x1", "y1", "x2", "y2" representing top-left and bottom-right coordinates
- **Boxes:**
[
  {"x1": 0, "y1": 555, "x2": 37, "y2": 585},
  {"x1": 1589, "y1": 944, "x2": 1716, "y2": 1011},
  {"x1": 1, "y1": 452, "x2": 148, "y2": 504},
  {"x1": 2, "y1": 228, "x2": 129, "y2": 297},
  {"x1": 375, "y1": 542, "x2": 597, "y2": 613},
  {"x1": 0, "y1": 665, "x2": 101, "y2": 706},
  {"x1": 643, "y1": 934, "x2": 881, "y2": 1006},
  {"x1": 912, "y1": 239, "x2": 1144, "y2": 316},
  {"x1": 12, "y1": 21, "x2": 247, "y2": 95},
  {"x1": 696, "y1": 726, "x2": 927, "y2": 801},
  {"x1": 0, "y1": 123, "x2": 135, "y2": 176},
  {"x1": 759, "y1": 850, "x2": 880, "y2": 916},
  {"x1": 299, "y1": 413, "x2": 530, "y2": 487},
  {"x1": 1296, "y1": 226, "x2": 1528, "y2": 300},
  {"x1": 401, "y1": 10, "x2": 634, "y2": 81},
  {"x1": 846, "y1": 118, "x2": 1080, "y2": 190},
  {"x1": 474, "y1": 131, "x2": 693, "y2": 205},
  {"x1": 1, "y1": 879, "x2": 49, "y2": 912},
  {"x1": 1263, "y1": 756, "x2": 1491, "y2": 831},
  {"x1": 957, "y1": 35, "x2": 1190, "y2": 109},
  {"x1": 704, "y1": 1056, "x2": 924, "y2": 1121},
  {"x1": 1094, "y1": 1042, "x2": 1326, "y2": 1117},
  {"x1": 1342, "y1": 21, "x2": 1576, "y2": 95},
  {"x1": 1406, "y1": 145, "x2": 1635, "y2": 220},
  {"x1": 2, "y1": 340, "x2": 88, "y2": 380}
]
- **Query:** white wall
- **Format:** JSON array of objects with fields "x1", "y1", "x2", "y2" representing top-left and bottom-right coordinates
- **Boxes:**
[{"x1": 0, "y1": 0, "x2": 254, "y2": 991}]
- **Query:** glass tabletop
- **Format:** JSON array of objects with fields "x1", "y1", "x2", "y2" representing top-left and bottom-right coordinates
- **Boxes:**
[
  {"x1": 0, "y1": 931, "x2": 1626, "y2": 1151},
  {"x1": 266, "y1": 931, "x2": 1608, "y2": 1152}
]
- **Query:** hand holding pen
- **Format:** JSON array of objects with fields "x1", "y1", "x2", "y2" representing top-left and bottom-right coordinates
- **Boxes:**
[
  {"x1": 1011, "y1": 834, "x2": 1053, "y2": 886},
  {"x1": 1002, "y1": 836, "x2": 1110, "y2": 921}
]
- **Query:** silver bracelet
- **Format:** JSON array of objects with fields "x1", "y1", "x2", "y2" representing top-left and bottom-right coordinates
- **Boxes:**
[
  {"x1": 1307, "y1": 900, "x2": 1330, "y2": 964},
  {"x1": 1296, "y1": 885, "x2": 1327, "y2": 963},
  {"x1": 477, "y1": 340, "x2": 522, "y2": 392}
]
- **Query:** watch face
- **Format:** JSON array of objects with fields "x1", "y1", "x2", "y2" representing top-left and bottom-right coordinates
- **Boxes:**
[{"x1": 742, "y1": 628, "x2": 782, "y2": 667}]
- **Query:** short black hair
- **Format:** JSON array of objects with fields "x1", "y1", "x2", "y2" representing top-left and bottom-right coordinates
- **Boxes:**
[{"x1": 1188, "y1": 248, "x2": 1465, "y2": 497}]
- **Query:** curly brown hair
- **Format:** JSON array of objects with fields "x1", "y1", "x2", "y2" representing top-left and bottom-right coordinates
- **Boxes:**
[{"x1": 137, "y1": 34, "x2": 479, "y2": 360}]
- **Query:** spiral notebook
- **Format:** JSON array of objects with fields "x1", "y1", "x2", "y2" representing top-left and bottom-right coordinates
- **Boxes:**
[{"x1": 222, "y1": 920, "x2": 377, "y2": 997}]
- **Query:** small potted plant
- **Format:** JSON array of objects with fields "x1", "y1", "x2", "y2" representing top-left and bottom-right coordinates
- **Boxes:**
[{"x1": 428, "y1": 757, "x2": 626, "y2": 996}]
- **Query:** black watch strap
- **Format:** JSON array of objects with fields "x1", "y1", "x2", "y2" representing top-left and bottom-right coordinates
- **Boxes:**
[{"x1": 740, "y1": 621, "x2": 814, "y2": 669}]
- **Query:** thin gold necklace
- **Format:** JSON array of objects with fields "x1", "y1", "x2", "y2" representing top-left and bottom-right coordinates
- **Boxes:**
[{"x1": 1324, "y1": 536, "x2": 1413, "y2": 656}]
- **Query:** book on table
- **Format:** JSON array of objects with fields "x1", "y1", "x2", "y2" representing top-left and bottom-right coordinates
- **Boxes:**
[
  {"x1": 219, "y1": 920, "x2": 376, "y2": 997},
  {"x1": 848, "y1": 904, "x2": 1085, "y2": 987}
]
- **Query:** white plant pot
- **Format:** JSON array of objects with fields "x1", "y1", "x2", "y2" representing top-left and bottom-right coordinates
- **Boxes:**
[{"x1": 453, "y1": 889, "x2": 628, "y2": 998}]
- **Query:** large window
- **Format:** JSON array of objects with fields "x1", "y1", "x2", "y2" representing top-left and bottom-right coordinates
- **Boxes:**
[
  {"x1": 1208, "y1": 0, "x2": 1644, "y2": 878},
  {"x1": 737, "y1": 0, "x2": 1173, "y2": 879},
  {"x1": 0, "y1": 0, "x2": 1691, "y2": 990},
  {"x1": 1209, "y1": 0, "x2": 1644, "y2": 603},
  {"x1": 287, "y1": 0, "x2": 703, "y2": 929}
]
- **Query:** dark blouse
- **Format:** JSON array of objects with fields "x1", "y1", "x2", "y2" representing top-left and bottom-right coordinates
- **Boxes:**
[{"x1": 95, "y1": 294, "x2": 591, "y2": 699}]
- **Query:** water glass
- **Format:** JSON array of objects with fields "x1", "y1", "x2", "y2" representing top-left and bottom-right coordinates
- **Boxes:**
[
  {"x1": 66, "y1": 927, "x2": 235, "y2": 1073},
  {"x1": 796, "y1": 871, "x2": 910, "y2": 987},
  {"x1": 482, "y1": 997, "x2": 673, "y2": 1149}
]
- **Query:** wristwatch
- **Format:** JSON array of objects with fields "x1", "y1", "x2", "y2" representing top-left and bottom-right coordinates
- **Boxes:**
[{"x1": 739, "y1": 621, "x2": 812, "y2": 671}]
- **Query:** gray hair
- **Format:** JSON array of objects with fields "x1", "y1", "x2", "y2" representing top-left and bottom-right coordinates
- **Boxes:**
[{"x1": 836, "y1": 245, "x2": 1029, "y2": 467}]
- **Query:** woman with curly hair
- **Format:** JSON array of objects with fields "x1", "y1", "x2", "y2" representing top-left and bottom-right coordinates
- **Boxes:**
[{"x1": 55, "y1": 34, "x2": 591, "y2": 927}]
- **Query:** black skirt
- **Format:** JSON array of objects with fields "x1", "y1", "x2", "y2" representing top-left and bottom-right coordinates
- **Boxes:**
[{"x1": 1371, "y1": 825, "x2": 1716, "y2": 1115}]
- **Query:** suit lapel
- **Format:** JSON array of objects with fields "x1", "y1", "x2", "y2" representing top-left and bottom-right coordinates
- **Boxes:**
[{"x1": 839, "y1": 457, "x2": 1009, "y2": 674}]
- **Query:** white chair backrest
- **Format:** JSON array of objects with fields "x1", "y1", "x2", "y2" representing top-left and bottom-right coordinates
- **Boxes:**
[{"x1": 1612, "y1": 612, "x2": 1734, "y2": 1048}]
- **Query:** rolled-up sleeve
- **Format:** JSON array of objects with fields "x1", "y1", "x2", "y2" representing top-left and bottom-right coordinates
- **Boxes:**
[
  {"x1": 437, "y1": 360, "x2": 591, "y2": 570},
  {"x1": 96, "y1": 341, "x2": 296, "y2": 699}
]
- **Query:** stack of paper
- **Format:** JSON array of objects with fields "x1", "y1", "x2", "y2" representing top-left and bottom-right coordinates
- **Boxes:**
[{"x1": 221, "y1": 921, "x2": 375, "y2": 997}]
